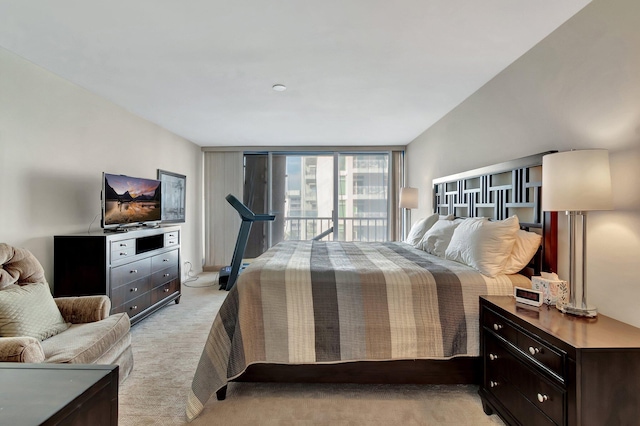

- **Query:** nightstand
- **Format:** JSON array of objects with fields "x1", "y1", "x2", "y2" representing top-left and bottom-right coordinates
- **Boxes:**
[{"x1": 479, "y1": 295, "x2": 640, "y2": 426}]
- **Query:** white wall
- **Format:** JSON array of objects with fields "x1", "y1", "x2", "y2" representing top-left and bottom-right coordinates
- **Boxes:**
[
  {"x1": 406, "y1": 0, "x2": 640, "y2": 327},
  {"x1": 0, "y1": 47, "x2": 204, "y2": 284}
]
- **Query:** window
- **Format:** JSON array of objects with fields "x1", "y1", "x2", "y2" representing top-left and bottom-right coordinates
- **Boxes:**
[{"x1": 244, "y1": 151, "x2": 391, "y2": 249}]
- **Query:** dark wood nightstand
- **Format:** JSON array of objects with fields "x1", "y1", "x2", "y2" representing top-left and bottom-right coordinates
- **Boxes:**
[{"x1": 479, "y1": 295, "x2": 640, "y2": 426}]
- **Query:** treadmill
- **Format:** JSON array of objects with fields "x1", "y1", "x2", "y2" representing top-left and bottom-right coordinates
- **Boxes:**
[{"x1": 219, "y1": 194, "x2": 276, "y2": 291}]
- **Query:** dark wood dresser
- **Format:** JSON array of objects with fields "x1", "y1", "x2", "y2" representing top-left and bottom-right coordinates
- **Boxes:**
[
  {"x1": 54, "y1": 225, "x2": 181, "y2": 325},
  {"x1": 479, "y1": 295, "x2": 640, "y2": 426},
  {"x1": 0, "y1": 363, "x2": 118, "y2": 425}
]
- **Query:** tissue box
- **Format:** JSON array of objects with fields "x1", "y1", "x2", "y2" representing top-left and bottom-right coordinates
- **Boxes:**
[{"x1": 531, "y1": 276, "x2": 569, "y2": 305}]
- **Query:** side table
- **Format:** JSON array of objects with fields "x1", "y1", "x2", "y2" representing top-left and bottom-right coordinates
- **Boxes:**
[{"x1": 0, "y1": 363, "x2": 118, "y2": 426}]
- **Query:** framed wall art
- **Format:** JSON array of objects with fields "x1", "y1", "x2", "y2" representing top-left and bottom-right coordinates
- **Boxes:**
[{"x1": 158, "y1": 169, "x2": 186, "y2": 223}]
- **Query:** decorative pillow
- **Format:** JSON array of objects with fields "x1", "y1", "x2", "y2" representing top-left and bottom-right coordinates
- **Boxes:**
[
  {"x1": 502, "y1": 229, "x2": 542, "y2": 274},
  {"x1": 444, "y1": 216, "x2": 520, "y2": 278},
  {"x1": 0, "y1": 243, "x2": 48, "y2": 290},
  {"x1": 0, "y1": 283, "x2": 69, "y2": 341},
  {"x1": 416, "y1": 218, "x2": 462, "y2": 257},
  {"x1": 404, "y1": 215, "x2": 437, "y2": 246}
]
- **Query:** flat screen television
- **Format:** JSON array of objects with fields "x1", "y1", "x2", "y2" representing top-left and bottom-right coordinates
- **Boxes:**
[{"x1": 102, "y1": 173, "x2": 162, "y2": 230}]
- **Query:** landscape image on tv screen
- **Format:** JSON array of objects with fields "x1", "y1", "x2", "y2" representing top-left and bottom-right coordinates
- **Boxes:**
[{"x1": 103, "y1": 173, "x2": 161, "y2": 227}]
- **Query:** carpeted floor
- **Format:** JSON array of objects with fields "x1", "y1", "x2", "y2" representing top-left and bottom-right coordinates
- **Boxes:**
[{"x1": 118, "y1": 272, "x2": 505, "y2": 425}]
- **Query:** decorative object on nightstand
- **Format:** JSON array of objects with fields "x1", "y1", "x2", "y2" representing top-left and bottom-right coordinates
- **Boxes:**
[
  {"x1": 542, "y1": 149, "x2": 613, "y2": 317},
  {"x1": 399, "y1": 187, "x2": 418, "y2": 240},
  {"x1": 531, "y1": 272, "x2": 569, "y2": 306}
]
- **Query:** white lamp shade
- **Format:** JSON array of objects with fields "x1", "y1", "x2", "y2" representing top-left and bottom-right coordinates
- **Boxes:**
[
  {"x1": 542, "y1": 149, "x2": 613, "y2": 212},
  {"x1": 399, "y1": 187, "x2": 419, "y2": 209}
]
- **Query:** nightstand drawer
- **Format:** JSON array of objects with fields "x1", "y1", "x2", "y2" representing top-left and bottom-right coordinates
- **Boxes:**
[
  {"x1": 487, "y1": 377, "x2": 557, "y2": 426},
  {"x1": 518, "y1": 331, "x2": 564, "y2": 378},
  {"x1": 486, "y1": 333, "x2": 564, "y2": 425},
  {"x1": 483, "y1": 307, "x2": 518, "y2": 344}
]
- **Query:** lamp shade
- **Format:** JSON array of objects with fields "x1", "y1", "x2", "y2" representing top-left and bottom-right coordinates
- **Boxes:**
[
  {"x1": 542, "y1": 149, "x2": 613, "y2": 212},
  {"x1": 399, "y1": 187, "x2": 419, "y2": 209}
]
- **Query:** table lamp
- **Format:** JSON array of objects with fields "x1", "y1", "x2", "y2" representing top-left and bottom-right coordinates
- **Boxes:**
[
  {"x1": 542, "y1": 149, "x2": 613, "y2": 317},
  {"x1": 399, "y1": 187, "x2": 419, "y2": 240}
]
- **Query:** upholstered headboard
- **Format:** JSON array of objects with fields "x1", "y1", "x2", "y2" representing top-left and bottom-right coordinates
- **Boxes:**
[{"x1": 432, "y1": 152, "x2": 558, "y2": 276}]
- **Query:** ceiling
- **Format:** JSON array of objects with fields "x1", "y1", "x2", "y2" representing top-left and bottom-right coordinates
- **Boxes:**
[{"x1": 0, "y1": 1, "x2": 590, "y2": 147}]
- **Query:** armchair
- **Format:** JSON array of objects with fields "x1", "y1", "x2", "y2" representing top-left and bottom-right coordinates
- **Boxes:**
[{"x1": 0, "y1": 243, "x2": 133, "y2": 383}]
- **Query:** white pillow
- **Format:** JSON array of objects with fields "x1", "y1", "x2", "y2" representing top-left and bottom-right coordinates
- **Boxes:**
[
  {"x1": 405, "y1": 214, "x2": 455, "y2": 246},
  {"x1": 502, "y1": 229, "x2": 542, "y2": 274},
  {"x1": 416, "y1": 219, "x2": 462, "y2": 257},
  {"x1": 404, "y1": 214, "x2": 440, "y2": 246},
  {"x1": 444, "y1": 216, "x2": 520, "y2": 278}
]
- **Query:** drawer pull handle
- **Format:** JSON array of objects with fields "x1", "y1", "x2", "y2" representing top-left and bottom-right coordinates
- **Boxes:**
[
  {"x1": 169, "y1": 240, "x2": 175, "y2": 244},
  {"x1": 489, "y1": 381, "x2": 499, "y2": 388},
  {"x1": 131, "y1": 287, "x2": 138, "y2": 292},
  {"x1": 537, "y1": 393, "x2": 548, "y2": 403},
  {"x1": 164, "y1": 273, "x2": 170, "y2": 277},
  {"x1": 529, "y1": 346, "x2": 541, "y2": 355},
  {"x1": 120, "y1": 243, "x2": 127, "y2": 247},
  {"x1": 163, "y1": 259, "x2": 169, "y2": 262},
  {"x1": 493, "y1": 323, "x2": 503, "y2": 331},
  {"x1": 120, "y1": 252, "x2": 128, "y2": 256},
  {"x1": 130, "y1": 305, "x2": 138, "y2": 310},
  {"x1": 489, "y1": 353, "x2": 498, "y2": 361},
  {"x1": 130, "y1": 269, "x2": 138, "y2": 274},
  {"x1": 164, "y1": 288, "x2": 170, "y2": 292}
]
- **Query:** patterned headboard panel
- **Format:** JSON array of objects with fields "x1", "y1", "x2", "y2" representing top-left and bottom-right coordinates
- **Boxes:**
[{"x1": 432, "y1": 152, "x2": 558, "y2": 275}]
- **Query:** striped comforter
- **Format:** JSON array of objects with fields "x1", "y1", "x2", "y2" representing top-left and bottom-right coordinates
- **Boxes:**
[{"x1": 187, "y1": 241, "x2": 527, "y2": 420}]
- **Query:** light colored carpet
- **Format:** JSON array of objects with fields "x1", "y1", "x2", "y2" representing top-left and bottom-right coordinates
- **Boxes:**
[{"x1": 118, "y1": 272, "x2": 505, "y2": 425}]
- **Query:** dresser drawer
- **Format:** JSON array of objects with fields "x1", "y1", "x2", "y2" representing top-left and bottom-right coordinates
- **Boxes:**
[
  {"x1": 110, "y1": 246, "x2": 135, "y2": 262},
  {"x1": 483, "y1": 307, "x2": 518, "y2": 344},
  {"x1": 151, "y1": 280, "x2": 180, "y2": 305},
  {"x1": 518, "y1": 331, "x2": 564, "y2": 378},
  {"x1": 111, "y1": 238, "x2": 135, "y2": 253},
  {"x1": 116, "y1": 292, "x2": 151, "y2": 318},
  {"x1": 111, "y1": 258, "x2": 151, "y2": 289},
  {"x1": 164, "y1": 232, "x2": 179, "y2": 247},
  {"x1": 151, "y1": 249, "x2": 179, "y2": 273},
  {"x1": 111, "y1": 276, "x2": 150, "y2": 308},
  {"x1": 151, "y1": 265, "x2": 179, "y2": 287}
]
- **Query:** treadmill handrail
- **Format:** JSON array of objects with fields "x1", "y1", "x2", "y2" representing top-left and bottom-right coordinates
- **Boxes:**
[
  {"x1": 223, "y1": 193, "x2": 275, "y2": 291},
  {"x1": 225, "y1": 194, "x2": 256, "y2": 220}
]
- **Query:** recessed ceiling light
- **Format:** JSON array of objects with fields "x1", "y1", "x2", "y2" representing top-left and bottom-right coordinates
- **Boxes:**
[{"x1": 272, "y1": 84, "x2": 287, "y2": 92}]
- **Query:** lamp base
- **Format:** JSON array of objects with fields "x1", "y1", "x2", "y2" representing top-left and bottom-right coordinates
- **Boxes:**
[{"x1": 557, "y1": 302, "x2": 597, "y2": 318}]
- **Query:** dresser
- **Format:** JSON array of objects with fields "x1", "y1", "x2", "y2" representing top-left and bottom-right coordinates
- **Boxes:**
[
  {"x1": 479, "y1": 295, "x2": 640, "y2": 426},
  {"x1": 54, "y1": 226, "x2": 181, "y2": 325}
]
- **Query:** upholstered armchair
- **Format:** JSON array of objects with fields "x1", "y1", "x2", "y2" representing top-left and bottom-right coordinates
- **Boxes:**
[{"x1": 0, "y1": 243, "x2": 133, "y2": 383}]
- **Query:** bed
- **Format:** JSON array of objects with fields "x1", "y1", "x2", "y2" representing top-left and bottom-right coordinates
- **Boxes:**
[{"x1": 186, "y1": 152, "x2": 557, "y2": 421}]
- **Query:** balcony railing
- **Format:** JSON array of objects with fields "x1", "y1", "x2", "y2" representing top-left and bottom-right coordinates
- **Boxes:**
[{"x1": 282, "y1": 216, "x2": 388, "y2": 242}]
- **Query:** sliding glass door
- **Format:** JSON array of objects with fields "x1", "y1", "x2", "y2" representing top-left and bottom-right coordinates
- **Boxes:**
[
  {"x1": 244, "y1": 151, "x2": 390, "y2": 255},
  {"x1": 276, "y1": 154, "x2": 334, "y2": 242},
  {"x1": 337, "y1": 153, "x2": 389, "y2": 242}
]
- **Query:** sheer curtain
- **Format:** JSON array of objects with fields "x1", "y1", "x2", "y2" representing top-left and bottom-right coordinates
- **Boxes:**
[{"x1": 203, "y1": 151, "x2": 243, "y2": 270}]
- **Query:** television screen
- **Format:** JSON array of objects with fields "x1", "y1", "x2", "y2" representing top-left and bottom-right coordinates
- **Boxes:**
[{"x1": 103, "y1": 173, "x2": 162, "y2": 229}]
